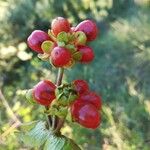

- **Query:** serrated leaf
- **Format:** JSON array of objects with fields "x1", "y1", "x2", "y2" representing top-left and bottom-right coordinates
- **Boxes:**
[
  {"x1": 44, "y1": 135, "x2": 81, "y2": 150},
  {"x1": 72, "y1": 51, "x2": 82, "y2": 61},
  {"x1": 63, "y1": 138, "x2": 81, "y2": 150},
  {"x1": 41, "y1": 41, "x2": 54, "y2": 54},
  {"x1": 19, "y1": 121, "x2": 39, "y2": 132},
  {"x1": 20, "y1": 121, "x2": 50, "y2": 148},
  {"x1": 57, "y1": 32, "x2": 68, "y2": 43}
]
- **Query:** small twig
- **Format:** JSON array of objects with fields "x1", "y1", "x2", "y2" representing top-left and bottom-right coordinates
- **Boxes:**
[
  {"x1": 0, "y1": 121, "x2": 21, "y2": 139},
  {"x1": 0, "y1": 89, "x2": 21, "y2": 124},
  {"x1": 0, "y1": 89, "x2": 22, "y2": 139}
]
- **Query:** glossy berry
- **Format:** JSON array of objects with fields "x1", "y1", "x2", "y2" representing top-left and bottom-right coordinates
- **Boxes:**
[
  {"x1": 27, "y1": 30, "x2": 51, "y2": 53},
  {"x1": 33, "y1": 80, "x2": 56, "y2": 106},
  {"x1": 51, "y1": 17, "x2": 70, "y2": 36},
  {"x1": 78, "y1": 46, "x2": 94, "y2": 63},
  {"x1": 80, "y1": 91, "x2": 102, "y2": 110},
  {"x1": 75, "y1": 20, "x2": 98, "y2": 41},
  {"x1": 51, "y1": 46, "x2": 72, "y2": 67},
  {"x1": 71, "y1": 101, "x2": 100, "y2": 129},
  {"x1": 73, "y1": 80, "x2": 89, "y2": 94}
]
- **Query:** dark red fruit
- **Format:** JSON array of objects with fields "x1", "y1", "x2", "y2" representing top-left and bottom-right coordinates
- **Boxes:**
[
  {"x1": 75, "y1": 20, "x2": 98, "y2": 41},
  {"x1": 51, "y1": 46, "x2": 72, "y2": 67},
  {"x1": 73, "y1": 80, "x2": 89, "y2": 94},
  {"x1": 27, "y1": 30, "x2": 51, "y2": 53},
  {"x1": 78, "y1": 46, "x2": 94, "y2": 63},
  {"x1": 80, "y1": 91, "x2": 102, "y2": 110},
  {"x1": 33, "y1": 80, "x2": 56, "y2": 106},
  {"x1": 71, "y1": 101, "x2": 100, "y2": 129},
  {"x1": 51, "y1": 17, "x2": 70, "y2": 36}
]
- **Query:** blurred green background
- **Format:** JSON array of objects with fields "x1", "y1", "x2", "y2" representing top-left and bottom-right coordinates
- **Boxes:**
[{"x1": 0, "y1": 0, "x2": 150, "y2": 149}]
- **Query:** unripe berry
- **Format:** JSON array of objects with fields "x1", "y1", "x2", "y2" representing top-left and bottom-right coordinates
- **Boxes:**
[
  {"x1": 33, "y1": 80, "x2": 56, "y2": 106},
  {"x1": 27, "y1": 30, "x2": 51, "y2": 53},
  {"x1": 51, "y1": 46, "x2": 72, "y2": 67},
  {"x1": 78, "y1": 46, "x2": 94, "y2": 63},
  {"x1": 75, "y1": 20, "x2": 98, "y2": 41},
  {"x1": 71, "y1": 101, "x2": 100, "y2": 129},
  {"x1": 73, "y1": 80, "x2": 89, "y2": 94},
  {"x1": 80, "y1": 91, "x2": 102, "y2": 110},
  {"x1": 51, "y1": 17, "x2": 70, "y2": 36}
]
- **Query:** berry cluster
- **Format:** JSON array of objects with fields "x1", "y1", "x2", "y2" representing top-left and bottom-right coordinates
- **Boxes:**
[
  {"x1": 71, "y1": 80, "x2": 102, "y2": 129},
  {"x1": 27, "y1": 17, "x2": 98, "y2": 67},
  {"x1": 26, "y1": 16, "x2": 102, "y2": 142},
  {"x1": 26, "y1": 79, "x2": 102, "y2": 129}
]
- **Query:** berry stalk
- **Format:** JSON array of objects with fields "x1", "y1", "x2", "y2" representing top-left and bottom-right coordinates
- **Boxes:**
[{"x1": 52, "y1": 68, "x2": 65, "y2": 133}]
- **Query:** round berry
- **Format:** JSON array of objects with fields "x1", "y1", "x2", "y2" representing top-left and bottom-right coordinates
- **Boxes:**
[
  {"x1": 75, "y1": 20, "x2": 98, "y2": 41},
  {"x1": 71, "y1": 101, "x2": 100, "y2": 129},
  {"x1": 51, "y1": 17, "x2": 70, "y2": 36},
  {"x1": 27, "y1": 30, "x2": 51, "y2": 53},
  {"x1": 73, "y1": 80, "x2": 89, "y2": 94},
  {"x1": 80, "y1": 91, "x2": 102, "y2": 110},
  {"x1": 78, "y1": 46, "x2": 94, "y2": 63},
  {"x1": 33, "y1": 80, "x2": 56, "y2": 106},
  {"x1": 51, "y1": 46, "x2": 72, "y2": 67}
]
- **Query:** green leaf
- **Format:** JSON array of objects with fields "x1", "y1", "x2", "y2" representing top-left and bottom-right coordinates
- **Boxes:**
[
  {"x1": 25, "y1": 89, "x2": 36, "y2": 104},
  {"x1": 57, "y1": 32, "x2": 68, "y2": 43},
  {"x1": 67, "y1": 33, "x2": 75, "y2": 42},
  {"x1": 57, "y1": 41, "x2": 66, "y2": 47},
  {"x1": 74, "y1": 31, "x2": 87, "y2": 45},
  {"x1": 72, "y1": 51, "x2": 82, "y2": 61},
  {"x1": 19, "y1": 120, "x2": 39, "y2": 132},
  {"x1": 44, "y1": 135, "x2": 81, "y2": 150},
  {"x1": 65, "y1": 44, "x2": 77, "y2": 54},
  {"x1": 41, "y1": 41, "x2": 54, "y2": 54},
  {"x1": 20, "y1": 121, "x2": 50, "y2": 148},
  {"x1": 63, "y1": 138, "x2": 81, "y2": 150}
]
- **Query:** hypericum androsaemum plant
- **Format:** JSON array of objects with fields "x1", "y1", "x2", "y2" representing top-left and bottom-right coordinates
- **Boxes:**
[{"x1": 21, "y1": 17, "x2": 102, "y2": 149}]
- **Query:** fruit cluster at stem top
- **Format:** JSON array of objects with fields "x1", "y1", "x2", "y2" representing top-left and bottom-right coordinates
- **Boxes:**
[
  {"x1": 27, "y1": 17, "x2": 98, "y2": 68},
  {"x1": 26, "y1": 17, "x2": 102, "y2": 131}
]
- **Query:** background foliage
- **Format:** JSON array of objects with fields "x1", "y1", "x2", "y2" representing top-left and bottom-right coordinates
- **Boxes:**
[{"x1": 0, "y1": 0, "x2": 150, "y2": 149}]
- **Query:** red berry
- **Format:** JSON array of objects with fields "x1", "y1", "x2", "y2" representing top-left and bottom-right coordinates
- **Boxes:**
[
  {"x1": 27, "y1": 30, "x2": 51, "y2": 53},
  {"x1": 51, "y1": 17, "x2": 70, "y2": 36},
  {"x1": 75, "y1": 20, "x2": 98, "y2": 41},
  {"x1": 78, "y1": 46, "x2": 94, "y2": 63},
  {"x1": 71, "y1": 101, "x2": 100, "y2": 129},
  {"x1": 51, "y1": 46, "x2": 72, "y2": 67},
  {"x1": 33, "y1": 80, "x2": 56, "y2": 106},
  {"x1": 73, "y1": 80, "x2": 89, "y2": 94},
  {"x1": 80, "y1": 91, "x2": 102, "y2": 110}
]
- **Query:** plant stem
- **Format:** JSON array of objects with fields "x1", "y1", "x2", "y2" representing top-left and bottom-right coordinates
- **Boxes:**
[
  {"x1": 46, "y1": 68, "x2": 64, "y2": 130},
  {"x1": 45, "y1": 106, "x2": 52, "y2": 129},
  {"x1": 52, "y1": 68, "x2": 64, "y2": 132},
  {"x1": 56, "y1": 68, "x2": 64, "y2": 86}
]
